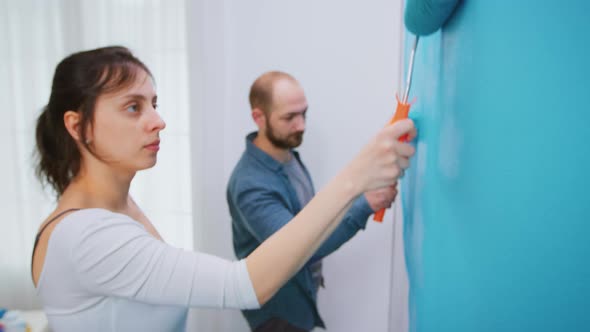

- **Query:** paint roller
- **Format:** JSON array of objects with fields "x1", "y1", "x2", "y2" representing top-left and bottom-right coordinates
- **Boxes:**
[{"x1": 373, "y1": 0, "x2": 461, "y2": 222}]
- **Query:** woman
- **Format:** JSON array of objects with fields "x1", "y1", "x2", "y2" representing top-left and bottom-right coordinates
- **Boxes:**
[{"x1": 31, "y1": 46, "x2": 416, "y2": 331}]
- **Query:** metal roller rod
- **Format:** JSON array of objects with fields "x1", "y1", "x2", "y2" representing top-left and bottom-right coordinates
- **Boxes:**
[{"x1": 402, "y1": 36, "x2": 419, "y2": 104}]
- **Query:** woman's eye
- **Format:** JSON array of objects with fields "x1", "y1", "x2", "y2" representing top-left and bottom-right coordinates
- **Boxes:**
[{"x1": 126, "y1": 104, "x2": 139, "y2": 113}]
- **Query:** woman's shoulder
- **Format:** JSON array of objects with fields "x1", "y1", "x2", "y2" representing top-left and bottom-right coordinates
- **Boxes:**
[
  {"x1": 47, "y1": 208, "x2": 151, "y2": 262},
  {"x1": 54, "y1": 208, "x2": 144, "y2": 237},
  {"x1": 34, "y1": 208, "x2": 145, "y2": 288},
  {"x1": 63, "y1": 208, "x2": 135, "y2": 221}
]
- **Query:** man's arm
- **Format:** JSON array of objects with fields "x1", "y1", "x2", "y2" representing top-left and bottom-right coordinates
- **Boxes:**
[
  {"x1": 231, "y1": 178, "x2": 398, "y2": 263},
  {"x1": 310, "y1": 185, "x2": 398, "y2": 262},
  {"x1": 231, "y1": 180, "x2": 298, "y2": 243}
]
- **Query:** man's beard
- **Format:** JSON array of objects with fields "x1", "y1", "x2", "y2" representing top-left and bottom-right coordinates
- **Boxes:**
[{"x1": 266, "y1": 120, "x2": 304, "y2": 149}]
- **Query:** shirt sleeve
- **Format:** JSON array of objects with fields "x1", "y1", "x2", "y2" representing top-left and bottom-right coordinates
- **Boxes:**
[
  {"x1": 310, "y1": 194, "x2": 373, "y2": 262},
  {"x1": 67, "y1": 212, "x2": 260, "y2": 310},
  {"x1": 232, "y1": 182, "x2": 296, "y2": 243},
  {"x1": 233, "y1": 179, "x2": 372, "y2": 262}
]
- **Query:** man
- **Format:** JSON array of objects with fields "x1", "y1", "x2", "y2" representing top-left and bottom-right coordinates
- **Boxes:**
[{"x1": 227, "y1": 71, "x2": 397, "y2": 332}]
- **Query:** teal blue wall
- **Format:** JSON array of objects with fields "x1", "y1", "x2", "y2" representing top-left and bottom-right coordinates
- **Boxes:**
[{"x1": 402, "y1": 1, "x2": 590, "y2": 331}]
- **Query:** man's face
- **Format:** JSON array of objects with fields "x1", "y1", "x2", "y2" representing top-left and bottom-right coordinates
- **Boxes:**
[{"x1": 264, "y1": 79, "x2": 308, "y2": 149}]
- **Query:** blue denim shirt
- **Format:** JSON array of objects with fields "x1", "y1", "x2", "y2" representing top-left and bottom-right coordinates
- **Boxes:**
[{"x1": 227, "y1": 132, "x2": 374, "y2": 331}]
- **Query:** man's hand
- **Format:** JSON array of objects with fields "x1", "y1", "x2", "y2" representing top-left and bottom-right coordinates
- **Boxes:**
[{"x1": 364, "y1": 183, "x2": 398, "y2": 212}]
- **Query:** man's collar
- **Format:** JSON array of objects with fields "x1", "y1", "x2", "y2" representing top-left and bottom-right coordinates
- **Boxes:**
[
  {"x1": 246, "y1": 132, "x2": 302, "y2": 171},
  {"x1": 245, "y1": 132, "x2": 284, "y2": 172}
]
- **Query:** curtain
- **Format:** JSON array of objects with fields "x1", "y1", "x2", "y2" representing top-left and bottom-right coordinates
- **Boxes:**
[{"x1": 0, "y1": 0, "x2": 193, "y2": 310}]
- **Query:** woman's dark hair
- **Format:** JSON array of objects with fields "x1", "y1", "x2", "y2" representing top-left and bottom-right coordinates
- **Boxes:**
[{"x1": 35, "y1": 46, "x2": 152, "y2": 196}]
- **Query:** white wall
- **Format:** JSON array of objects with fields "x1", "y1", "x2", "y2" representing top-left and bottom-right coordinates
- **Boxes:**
[{"x1": 188, "y1": 1, "x2": 408, "y2": 331}]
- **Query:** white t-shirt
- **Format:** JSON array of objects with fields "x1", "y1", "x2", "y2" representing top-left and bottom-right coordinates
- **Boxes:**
[{"x1": 35, "y1": 208, "x2": 259, "y2": 332}]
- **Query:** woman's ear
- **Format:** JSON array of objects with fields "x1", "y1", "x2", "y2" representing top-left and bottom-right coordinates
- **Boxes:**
[{"x1": 63, "y1": 111, "x2": 83, "y2": 142}]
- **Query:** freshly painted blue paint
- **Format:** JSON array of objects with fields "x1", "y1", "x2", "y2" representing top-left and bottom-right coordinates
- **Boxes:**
[{"x1": 402, "y1": 1, "x2": 590, "y2": 331}]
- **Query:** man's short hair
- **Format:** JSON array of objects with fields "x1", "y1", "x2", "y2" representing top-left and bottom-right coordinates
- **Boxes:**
[{"x1": 249, "y1": 71, "x2": 298, "y2": 115}]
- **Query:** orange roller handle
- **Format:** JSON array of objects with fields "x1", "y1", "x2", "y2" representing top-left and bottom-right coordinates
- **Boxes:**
[{"x1": 373, "y1": 99, "x2": 411, "y2": 222}]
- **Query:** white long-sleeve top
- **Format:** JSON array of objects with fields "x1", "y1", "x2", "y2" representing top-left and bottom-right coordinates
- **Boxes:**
[{"x1": 35, "y1": 208, "x2": 260, "y2": 332}]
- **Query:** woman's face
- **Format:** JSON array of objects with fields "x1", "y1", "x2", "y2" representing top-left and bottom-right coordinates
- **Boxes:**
[{"x1": 90, "y1": 69, "x2": 166, "y2": 172}]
